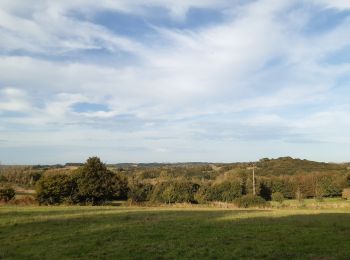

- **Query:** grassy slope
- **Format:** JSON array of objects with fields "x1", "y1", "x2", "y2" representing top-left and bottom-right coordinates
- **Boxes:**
[{"x1": 1, "y1": 206, "x2": 350, "y2": 259}]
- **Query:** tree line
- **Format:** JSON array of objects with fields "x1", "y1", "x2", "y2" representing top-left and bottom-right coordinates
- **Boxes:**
[
  {"x1": 35, "y1": 158, "x2": 350, "y2": 206},
  {"x1": 1, "y1": 157, "x2": 350, "y2": 206}
]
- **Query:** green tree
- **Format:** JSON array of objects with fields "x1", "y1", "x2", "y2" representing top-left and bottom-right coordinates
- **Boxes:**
[{"x1": 75, "y1": 157, "x2": 128, "y2": 205}]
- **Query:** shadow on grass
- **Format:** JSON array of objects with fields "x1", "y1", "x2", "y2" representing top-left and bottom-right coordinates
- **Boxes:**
[
  {"x1": 1, "y1": 208, "x2": 350, "y2": 259},
  {"x1": 0, "y1": 207, "x2": 268, "y2": 228}
]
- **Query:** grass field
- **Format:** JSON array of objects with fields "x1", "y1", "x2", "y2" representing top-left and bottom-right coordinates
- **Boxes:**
[{"x1": 1, "y1": 205, "x2": 350, "y2": 259}]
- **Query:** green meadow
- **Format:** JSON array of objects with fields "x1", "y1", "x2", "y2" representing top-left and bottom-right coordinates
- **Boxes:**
[{"x1": 1, "y1": 205, "x2": 350, "y2": 259}]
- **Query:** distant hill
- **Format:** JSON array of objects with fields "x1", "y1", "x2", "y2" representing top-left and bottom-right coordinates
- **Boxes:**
[
  {"x1": 110, "y1": 162, "x2": 211, "y2": 168},
  {"x1": 74, "y1": 157, "x2": 350, "y2": 176},
  {"x1": 254, "y1": 157, "x2": 349, "y2": 176}
]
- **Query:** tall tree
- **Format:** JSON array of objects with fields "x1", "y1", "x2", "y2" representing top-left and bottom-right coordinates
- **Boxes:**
[{"x1": 76, "y1": 157, "x2": 127, "y2": 205}]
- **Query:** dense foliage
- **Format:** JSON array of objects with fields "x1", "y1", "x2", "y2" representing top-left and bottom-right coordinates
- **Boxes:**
[
  {"x1": 128, "y1": 182, "x2": 153, "y2": 202},
  {"x1": 150, "y1": 181, "x2": 199, "y2": 203},
  {"x1": 0, "y1": 185, "x2": 16, "y2": 202},
  {"x1": 194, "y1": 181, "x2": 243, "y2": 203},
  {"x1": 36, "y1": 174, "x2": 77, "y2": 204},
  {"x1": 36, "y1": 157, "x2": 128, "y2": 205}
]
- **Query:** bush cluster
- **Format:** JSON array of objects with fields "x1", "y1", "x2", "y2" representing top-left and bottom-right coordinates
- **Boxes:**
[
  {"x1": 127, "y1": 180, "x2": 264, "y2": 206},
  {"x1": 194, "y1": 181, "x2": 243, "y2": 203},
  {"x1": 36, "y1": 157, "x2": 128, "y2": 205},
  {"x1": 0, "y1": 186, "x2": 16, "y2": 202},
  {"x1": 36, "y1": 174, "x2": 77, "y2": 204},
  {"x1": 250, "y1": 173, "x2": 347, "y2": 200},
  {"x1": 150, "y1": 181, "x2": 199, "y2": 203}
]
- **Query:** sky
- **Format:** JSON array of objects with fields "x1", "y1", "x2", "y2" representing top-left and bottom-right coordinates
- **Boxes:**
[{"x1": 1, "y1": 0, "x2": 350, "y2": 164}]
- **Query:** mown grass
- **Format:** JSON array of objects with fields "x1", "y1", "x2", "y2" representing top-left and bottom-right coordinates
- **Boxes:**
[
  {"x1": 1, "y1": 205, "x2": 350, "y2": 259},
  {"x1": 270, "y1": 197, "x2": 350, "y2": 209}
]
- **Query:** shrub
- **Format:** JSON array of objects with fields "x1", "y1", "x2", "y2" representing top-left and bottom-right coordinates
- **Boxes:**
[
  {"x1": 0, "y1": 186, "x2": 15, "y2": 202},
  {"x1": 128, "y1": 182, "x2": 153, "y2": 202},
  {"x1": 36, "y1": 173, "x2": 78, "y2": 205},
  {"x1": 193, "y1": 180, "x2": 244, "y2": 203},
  {"x1": 217, "y1": 181, "x2": 243, "y2": 202},
  {"x1": 165, "y1": 182, "x2": 199, "y2": 203},
  {"x1": 342, "y1": 188, "x2": 350, "y2": 200},
  {"x1": 151, "y1": 181, "x2": 199, "y2": 203},
  {"x1": 271, "y1": 192, "x2": 284, "y2": 203},
  {"x1": 234, "y1": 195, "x2": 267, "y2": 208},
  {"x1": 150, "y1": 182, "x2": 169, "y2": 202},
  {"x1": 194, "y1": 184, "x2": 214, "y2": 203}
]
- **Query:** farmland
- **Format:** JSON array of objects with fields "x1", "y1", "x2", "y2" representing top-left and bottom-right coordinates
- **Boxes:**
[{"x1": 1, "y1": 204, "x2": 350, "y2": 259}]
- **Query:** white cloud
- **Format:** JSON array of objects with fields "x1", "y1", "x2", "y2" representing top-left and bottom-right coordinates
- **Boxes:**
[
  {"x1": 313, "y1": 0, "x2": 350, "y2": 10},
  {"x1": 1, "y1": 0, "x2": 350, "y2": 162},
  {"x1": 0, "y1": 88, "x2": 32, "y2": 112}
]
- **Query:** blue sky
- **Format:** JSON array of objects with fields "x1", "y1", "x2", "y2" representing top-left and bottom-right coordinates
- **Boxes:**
[{"x1": 1, "y1": 0, "x2": 350, "y2": 164}]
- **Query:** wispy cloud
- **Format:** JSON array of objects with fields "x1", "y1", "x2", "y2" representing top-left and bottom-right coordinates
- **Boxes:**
[{"x1": 1, "y1": 0, "x2": 350, "y2": 163}]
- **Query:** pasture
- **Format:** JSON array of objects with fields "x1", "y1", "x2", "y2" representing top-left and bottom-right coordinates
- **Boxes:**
[{"x1": 1, "y1": 205, "x2": 350, "y2": 259}]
